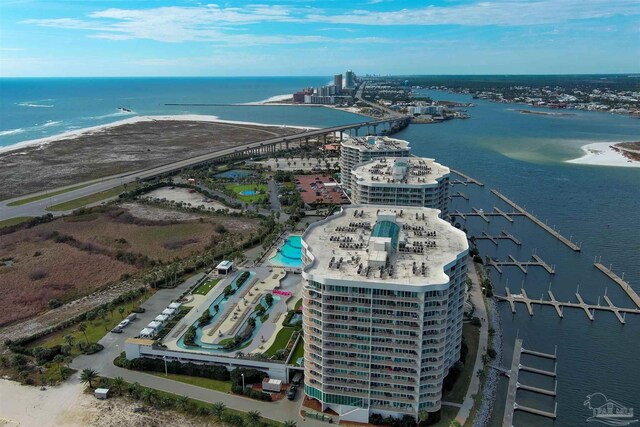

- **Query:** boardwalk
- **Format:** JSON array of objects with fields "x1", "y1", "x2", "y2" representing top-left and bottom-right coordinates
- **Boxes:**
[
  {"x1": 495, "y1": 287, "x2": 640, "y2": 324},
  {"x1": 502, "y1": 339, "x2": 558, "y2": 427},
  {"x1": 491, "y1": 189, "x2": 581, "y2": 252}
]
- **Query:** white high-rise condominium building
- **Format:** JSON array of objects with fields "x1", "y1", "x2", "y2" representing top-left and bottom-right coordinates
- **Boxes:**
[
  {"x1": 301, "y1": 205, "x2": 468, "y2": 423},
  {"x1": 351, "y1": 157, "x2": 450, "y2": 216},
  {"x1": 340, "y1": 136, "x2": 411, "y2": 192}
]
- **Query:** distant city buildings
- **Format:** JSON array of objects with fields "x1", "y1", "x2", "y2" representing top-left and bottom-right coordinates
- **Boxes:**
[
  {"x1": 339, "y1": 136, "x2": 411, "y2": 192},
  {"x1": 351, "y1": 157, "x2": 450, "y2": 216},
  {"x1": 301, "y1": 205, "x2": 469, "y2": 422},
  {"x1": 291, "y1": 70, "x2": 356, "y2": 105}
]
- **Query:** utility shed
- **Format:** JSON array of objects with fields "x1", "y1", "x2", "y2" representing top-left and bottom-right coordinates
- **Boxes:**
[{"x1": 94, "y1": 388, "x2": 109, "y2": 399}]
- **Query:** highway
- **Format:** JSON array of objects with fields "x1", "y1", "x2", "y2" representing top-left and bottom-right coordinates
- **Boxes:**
[{"x1": 0, "y1": 119, "x2": 394, "y2": 221}]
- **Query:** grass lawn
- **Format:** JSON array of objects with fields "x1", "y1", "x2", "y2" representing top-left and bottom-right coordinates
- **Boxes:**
[
  {"x1": 443, "y1": 323, "x2": 480, "y2": 404},
  {"x1": 7, "y1": 183, "x2": 92, "y2": 206},
  {"x1": 46, "y1": 183, "x2": 138, "y2": 211},
  {"x1": 289, "y1": 336, "x2": 304, "y2": 365},
  {"x1": 193, "y1": 278, "x2": 220, "y2": 295},
  {"x1": 225, "y1": 183, "x2": 268, "y2": 203},
  {"x1": 150, "y1": 372, "x2": 232, "y2": 393},
  {"x1": 430, "y1": 405, "x2": 460, "y2": 427},
  {"x1": 27, "y1": 291, "x2": 154, "y2": 354},
  {"x1": 0, "y1": 216, "x2": 34, "y2": 228},
  {"x1": 263, "y1": 327, "x2": 296, "y2": 357},
  {"x1": 294, "y1": 298, "x2": 302, "y2": 310}
]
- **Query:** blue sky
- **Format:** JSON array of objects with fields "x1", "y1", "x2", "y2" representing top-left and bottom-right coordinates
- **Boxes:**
[{"x1": 1, "y1": 0, "x2": 639, "y2": 77}]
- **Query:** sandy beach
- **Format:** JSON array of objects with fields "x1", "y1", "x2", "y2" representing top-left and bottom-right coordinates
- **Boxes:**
[
  {"x1": 0, "y1": 114, "x2": 313, "y2": 156},
  {"x1": 0, "y1": 117, "x2": 304, "y2": 199},
  {"x1": 566, "y1": 142, "x2": 640, "y2": 168}
]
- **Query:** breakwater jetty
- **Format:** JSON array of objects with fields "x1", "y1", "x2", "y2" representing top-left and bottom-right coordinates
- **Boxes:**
[{"x1": 491, "y1": 189, "x2": 581, "y2": 252}]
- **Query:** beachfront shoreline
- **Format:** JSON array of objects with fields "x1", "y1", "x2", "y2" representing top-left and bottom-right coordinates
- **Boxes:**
[
  {"x1": 0, "y1": 114, "x2": 316, "y2": 155},
  {"x1": 566, "y1": 142, "x2": 640, "y2": 168}
]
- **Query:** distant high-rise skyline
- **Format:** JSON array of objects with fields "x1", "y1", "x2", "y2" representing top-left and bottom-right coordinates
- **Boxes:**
[{"x1": 1, "y1": 0, "x2": 638, "y2": 77}]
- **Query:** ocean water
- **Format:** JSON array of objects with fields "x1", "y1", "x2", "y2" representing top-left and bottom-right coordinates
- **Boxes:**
[
  {"x1": 0, "y1": 77, "x2": 355, "y2": 148},
  {"x1": 1, "y1": 78, "x2": 639, "y2": 425}
]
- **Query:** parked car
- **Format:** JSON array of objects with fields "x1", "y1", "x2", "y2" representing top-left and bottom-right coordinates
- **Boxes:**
[
  {"x1": 111, "y1": 327, "x2": 123, "y2": 334},
  {"x1": 287, "y1": 385, "x2": 298, "y2": 400},
  {"x1": 118, "y1": 319, "x2": 130, "y2": 328}
]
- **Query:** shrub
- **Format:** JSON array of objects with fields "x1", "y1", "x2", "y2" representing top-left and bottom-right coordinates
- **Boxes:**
[
  {"x1": 470, "y1": 317, "x2": 482, "y2": 327},
  {"x1": 85, "y1": 343, "x2": 104, "y2": 355},
  {"x1": 114, "y1": 353, "x2": 230, "y2": 381},
  {"x1": 48, "y1": 299, "x2": 63, "y2": 309},
  {"x1": 487, "y1": 347, "x2": 497, "y2": 359},
  {"x1": 29, "y1": 268, "x2": 48, "y2": 281}
]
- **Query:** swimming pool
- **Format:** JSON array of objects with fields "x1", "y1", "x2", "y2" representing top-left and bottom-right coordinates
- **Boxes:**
[
  {"x1": 240, "y1": 190, "x2": 258, "y2": 196},
  {"x1": 269, "y1": 235, "x2": 303, "y2": 268}
]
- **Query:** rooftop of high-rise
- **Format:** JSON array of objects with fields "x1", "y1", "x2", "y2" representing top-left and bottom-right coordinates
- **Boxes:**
[
  {"x1": 302, "y1": 205, "x2": 468, "y2": 287},
  {"x1": 340, "y1": 136, "x2": 410, "y2": 152},
  {"x1": 352, "y1": 157, "x2": 450, "y2": 186}
]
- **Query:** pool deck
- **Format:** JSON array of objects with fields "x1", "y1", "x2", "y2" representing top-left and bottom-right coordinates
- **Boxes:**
[{"x1": 162, "y1": 266, "x2": 299, "y2": 356}]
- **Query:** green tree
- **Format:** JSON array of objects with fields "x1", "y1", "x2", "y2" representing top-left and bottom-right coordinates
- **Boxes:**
[
  {"x1": 77, "y1": 323, "x2": 89, "y2": 344},
  {"x1": 80, "y1": 368, "x2": 98, "y2": 388},
  {"x1": 118, "y1": 307, "x2": 126, "y2": 319},
  {"x1": 211, "y1": 401, "x2": 226, "y2": 420},
  {"x1": 63, "y1": 334, "x2": 76, "y2": 347}
]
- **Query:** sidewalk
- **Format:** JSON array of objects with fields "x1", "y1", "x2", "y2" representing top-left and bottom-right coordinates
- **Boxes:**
[{"x1": 455, "y1": 259, "x2": 489, "y2": 425}]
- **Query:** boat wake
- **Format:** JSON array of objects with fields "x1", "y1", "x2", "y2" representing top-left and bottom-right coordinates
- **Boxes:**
[{"x1": 17, "y1": 101, "x2": 54, "y2": 108}]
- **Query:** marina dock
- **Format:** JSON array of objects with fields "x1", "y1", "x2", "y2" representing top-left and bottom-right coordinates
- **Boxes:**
[
  {"x1": 495, "y1": 287, "x2": 640, "y2": 324},
  {"x1": 594, "y1": 263, "x2": 640, "y2": 308},
  {"x1": 473, "y1": 231, "x2": 522, "y2": 246},
  {"x1": 450, "y1": 169, "x2": 484, "y2": 187},
  {"x1": 488, "y1": 255, "x2": 555, "y2": 275},
  {"x1": 491, "y1": 189, "x2": 581, "y2": 252},
  {"x1": 502, "y1": 339, "x2": 558, "y2": 427},
  {"x1": 450, "y1": 191, "x2": 469, "y2": 200}
]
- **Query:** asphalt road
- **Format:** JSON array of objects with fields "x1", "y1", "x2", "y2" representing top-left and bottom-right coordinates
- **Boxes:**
[{"x1": 0, "y1": 120, "x2": 390, "y2": 222}]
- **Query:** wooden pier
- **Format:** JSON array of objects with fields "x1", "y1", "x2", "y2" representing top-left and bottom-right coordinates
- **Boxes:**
[
  {"x1": 594, "y1": 263, "x2": 640, "y2": 308},
  {"x1": 491, "y1": 189, "x2": 581, "y2": 252},
  {"x1": 488, "y1": 255, "x2": 555, "y2": 275},
  {"x1": 495, "y1": 288, "x2": 640, "y2": 324},
  {"x1": 473, "y1": 231, "x2": 522, "y2": 246},
  {"x1": 449, "y1": 207, "x2": 526, "y2": 223},
  {"x1": 450, "y1": 169, "x2": 484, "y2": 187},
  {"x1": 502, "y1": 339, "x2": 558, "y2": 427}
]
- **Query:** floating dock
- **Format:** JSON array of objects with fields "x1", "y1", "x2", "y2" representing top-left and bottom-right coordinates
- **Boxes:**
[
  {"x1": 450, "y1": 169, "x2": 484, "y2": 187},
  {"x1": 594, "y1": 263, "x2": 640, "y2": 309},
  {"x1": 450, "y1": 191, "x2": 469, "y2": 200},
  {"x1": 502, "y1": 339, "x2": 558, "y2": 427},
  {"x1": 488, "y1": 255, "x2": 555, "y2": 275},
  {"x1": 495, "y1": 288, "x2": 640, "y2": 324},
  {"x1": 473, "y1": 231, "x2": 522, "y2": 246},
  {"x1": 491, "y1": 189, "x2": 581, "y2": 252}
]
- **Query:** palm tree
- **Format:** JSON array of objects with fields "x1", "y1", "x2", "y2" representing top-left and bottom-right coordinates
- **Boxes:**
[
  {"x1": 77, "y1": 323, "x2": 89, "y2": 344},
  {"x1": 53, "y1": 354, "x2": 65, "y2": 379},
  {"x1": 176, "y1": 395, "x2": 190, "y2": 411},
  {"x1": 112, "y1": 376, "x2": 126, "y2": 396},
  {"x1": 63, "y1": 334, "x2": 76, "y2": 347},
  {"x1": 142, "y1": 388, "x2": 160, "y2": 406},
  {"x1": 211, "y1": 401, "x2": 226, "y2": 420},
  {"x1": 80, "y1": 368, "x2": 98, "y2": 388},
  {"x1": 246, "y1": 410, "x2": 262, "y2": 427},
  {"x1": 283, "y1": 421, "x2": 297, "y2": 427},
  {"x1": 118, "y1": 307, "x2": 125, "y2": 319}
]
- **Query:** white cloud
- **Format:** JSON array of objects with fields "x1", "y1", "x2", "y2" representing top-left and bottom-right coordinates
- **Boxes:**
[{"x1": 18, "y1": 0, "x2": 640, "y2": 46}]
